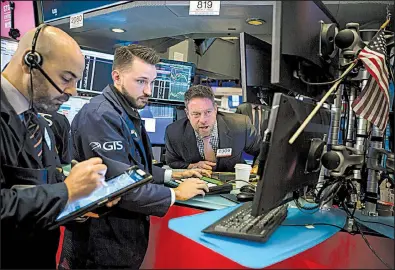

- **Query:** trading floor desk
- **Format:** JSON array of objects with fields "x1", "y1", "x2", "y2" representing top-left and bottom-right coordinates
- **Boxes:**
[
  {"x1": 57, "y1": 166, "x2": 393, "y2": 269},
  {"x1": 140, "y1": 195, "x2": 394, "y2": 269}
]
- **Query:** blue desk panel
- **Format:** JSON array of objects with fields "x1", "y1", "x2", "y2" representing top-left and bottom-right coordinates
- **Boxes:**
[
  {"x1": 169, "y1": 205, "x2": 347, "y2": 269},
  {"x1": 354, "y1": 210, "x2": 394, "y2": 239}
]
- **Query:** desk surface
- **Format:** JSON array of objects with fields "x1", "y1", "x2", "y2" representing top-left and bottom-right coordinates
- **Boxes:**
[
  {"x1": 169, "y1": 204, "x2": 347, "y2": 269},
  {"x1": 176, "y1": 194, "x2": 238, "y2": 210}
]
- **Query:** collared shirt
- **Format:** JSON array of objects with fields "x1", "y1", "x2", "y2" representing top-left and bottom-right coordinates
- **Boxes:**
[
  {"x1": 1, "y1": 74, "x2": 30, "y2": 115},
  {"x1": 194, "y1": 121, "x2": 219, "y2": 159}
]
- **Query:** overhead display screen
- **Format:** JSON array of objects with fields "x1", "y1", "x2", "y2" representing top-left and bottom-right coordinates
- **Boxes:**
[{"x1": 41, "y1": 1, "x2": 128, "y2": 22}]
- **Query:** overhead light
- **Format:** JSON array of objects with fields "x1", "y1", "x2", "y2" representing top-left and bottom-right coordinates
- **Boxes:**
[
  {"x1": 111, "y1": 28, "x2": 126, "y2": 33},
  {"x1": 221, "y1": 37, "x2": 239, "y2": 40},
  {"x1": 246, "y1": 18, "x2": 266, "y2": 26}
]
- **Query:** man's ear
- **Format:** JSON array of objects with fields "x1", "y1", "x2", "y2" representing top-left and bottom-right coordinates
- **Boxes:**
[
  {"x1": 112, "y1": 70, "x2": 121, "y2": 86},
  {"x1": 21, "y1": 50, "x2": 32, "y2": 75}
]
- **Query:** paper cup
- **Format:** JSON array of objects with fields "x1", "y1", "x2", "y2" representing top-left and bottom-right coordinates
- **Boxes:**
[{"x1": 235, "y1": 164, "x2": 252, "y2": 189}]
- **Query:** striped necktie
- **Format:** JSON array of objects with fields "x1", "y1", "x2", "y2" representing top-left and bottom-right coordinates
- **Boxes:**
[{"x1": 23, "y1": 110, "x2": 43, "y2": 159}]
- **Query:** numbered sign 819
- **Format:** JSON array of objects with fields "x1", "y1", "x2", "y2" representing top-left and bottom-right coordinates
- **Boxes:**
[
  {"x1": 189, "y1": 1, "x2": 220, "y2": 16},
  {"x1": 70, "y1": 13, "x2": 84, "y2": 29}
]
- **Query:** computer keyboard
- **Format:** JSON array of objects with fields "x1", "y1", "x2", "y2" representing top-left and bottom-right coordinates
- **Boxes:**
[
  {"x1": 165, "y1": 177, "x2": 233, "y2": 195},
  {"x1": 202, "y1": 201, "x2": 288, "y2": 242}
]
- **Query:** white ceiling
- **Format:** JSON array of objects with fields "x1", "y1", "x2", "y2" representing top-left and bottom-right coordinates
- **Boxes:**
[{"x1": 47, "y1": 1, "x2": 394, "y2": 53}]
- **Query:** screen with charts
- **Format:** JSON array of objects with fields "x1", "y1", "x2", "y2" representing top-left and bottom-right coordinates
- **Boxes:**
[
  {"x1": 58, "y1": 96, "x2": 91, "y2": 124},
  {"x1": 139, "y1": 104, "x2": 176, "y2": 145},
  {"x1": 152, "y1": 59, "x2": 195, "y2": 102},
  {"x1": 78, "y1": 49, "x2": 114, "y2": 94},
  {"x1": 1, "y1": 38, "x2": 18, "y2": 71}
]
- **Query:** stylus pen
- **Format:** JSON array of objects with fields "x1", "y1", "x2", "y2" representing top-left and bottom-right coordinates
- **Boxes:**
[{"x1": 71, "y1": 160, "x2": 108, "y2": 187}]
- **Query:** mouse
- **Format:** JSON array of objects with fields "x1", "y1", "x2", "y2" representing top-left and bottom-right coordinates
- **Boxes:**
[
  {"x1": 236, "y1": 192, "x2": 255, "y2": 202},
  {"x1": 240, "y1": 185, "x2": 255, "y2": 194}
]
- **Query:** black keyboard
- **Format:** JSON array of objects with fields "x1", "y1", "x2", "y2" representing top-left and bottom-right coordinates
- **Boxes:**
[{"x1": 202, "y1": 201, "x2": 288, "y2": 242}]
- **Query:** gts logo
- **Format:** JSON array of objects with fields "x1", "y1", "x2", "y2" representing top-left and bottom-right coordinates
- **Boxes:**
[{"x1": 89, "y1": 141, "x2": 123, "y2": 151}]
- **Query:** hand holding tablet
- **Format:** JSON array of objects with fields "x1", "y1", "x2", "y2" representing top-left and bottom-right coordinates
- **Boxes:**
[{"x1": 51, "y1": 165, "x2": 153, "y2": 228}]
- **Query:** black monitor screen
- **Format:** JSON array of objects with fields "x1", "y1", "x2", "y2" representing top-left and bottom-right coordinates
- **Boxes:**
[
  {"x1": 252, "y1": 93, "x2": 331, "y2": 216},
  {"x1": 139, "y1": 104, "x2": 176, "y2": 145},
  {"x1": 240, "y1": 32, "x2": 272, "y2": 88},
  {"x1": 240, "y1": 32, "x2": 272, "y2": 104},
  {"x1": 151, "y1": 59, "x2": 195, "y2": 102},
  {"x1": 245, "y1": 45, "x2": 271, "y2": 87},
  {"x1": 78, "y1": 49, "x2": 114, "y2": 94},
  {"x1": 271, "y1": 1, "x2": 337, "y2": 97}
]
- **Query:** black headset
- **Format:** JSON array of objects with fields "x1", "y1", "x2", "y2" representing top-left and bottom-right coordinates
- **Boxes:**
[
  {"x1": 24, "y1": 24, "x2": 71, "y2": 98},
  {"x1": 24, "y1": 24, "x2": 46, "y2": 68}
]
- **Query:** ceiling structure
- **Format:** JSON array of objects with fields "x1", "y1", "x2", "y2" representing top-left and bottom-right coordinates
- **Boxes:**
[{"x1": 45, "y1": 1, "x2": 394, "y2": 53}]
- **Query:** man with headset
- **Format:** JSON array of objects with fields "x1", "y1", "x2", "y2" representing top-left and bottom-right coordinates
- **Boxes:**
[{"x1": 1, "y1": 25, "x2": 112, "y2": 269}]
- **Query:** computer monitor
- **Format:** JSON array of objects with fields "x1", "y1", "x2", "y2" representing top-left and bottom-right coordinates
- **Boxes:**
[
  {"x1": 58, "y1": 96, "x2": 91, "y2": 124},
  {"x1": 195, "y1": 38, "x2": 216, "y2": 56},
  {"x1": 151, "y1": 59, "x2": 195, "y2": 103},
  {"x1": 240, "y1": 32, "x2": 272, "y2": 104},
  {"x1": 77, "y1": 49, "x2": 114, "y2": 94},
  {"x1": 139, "y1": 103, "x2": 176, "y2": 146},
  {"x1": 251, "y1": 93, "x2": 331, "y2": 216},
  {"x1": 271, "y1": 1, "x2": 338, "y2": 98},
  {"x1": 1, "y1": 38, "x2": 18, "y2": 71}
]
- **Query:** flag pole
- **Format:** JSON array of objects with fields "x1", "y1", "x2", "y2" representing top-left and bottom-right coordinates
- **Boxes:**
[
  {"x1": 289, "y1": 19, "x2": 390, "y2": 145},
  {"x1": 289, "y1": 61, "x2": 357, "y2": 144},
  {"x1": 380, "y1": 19, "x2": 390, "y2": 29}
]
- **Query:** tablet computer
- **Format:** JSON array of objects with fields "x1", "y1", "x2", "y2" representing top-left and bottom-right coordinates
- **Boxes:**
[{"x1": 52, "y1": 165, "x2": 152, "y2": 227}]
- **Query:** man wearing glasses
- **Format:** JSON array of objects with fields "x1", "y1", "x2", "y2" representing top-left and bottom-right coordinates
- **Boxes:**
[{"x1": 165, "y1": 85, "x2": 262, "y2": 172}]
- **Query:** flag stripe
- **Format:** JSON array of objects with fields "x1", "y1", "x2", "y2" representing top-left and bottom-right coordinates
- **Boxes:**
[
  {"x1": 360, "y1": 55, "x2": 389, "y2": 92},
  {"x1": 363, "y1": 47, "x2": 389, "y2": 76},
  {"x1": 368, "y1": 91, "x2": 385, "y2": 125},
  {"x1": 360, "y1": 56, "x2": 389, "y2": 97},
  {"x1": 366, "y1": 86, "x2": 382, "y2": 121},
  {"x1": 378, "y1": 103, "x2": 389, "y2": 130},
  {"x1": 353, "y1": 78, "x2": 376, "y2": 114},
  {"x1": 361, "y1": 55, "x2": 389, "y2": 90},
  {"x1": 351, "y1": 27, "x2": 389, "y2": 132}
]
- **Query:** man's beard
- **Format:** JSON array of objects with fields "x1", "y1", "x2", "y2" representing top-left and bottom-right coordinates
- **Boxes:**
[
  {"x1": 29, "y1": 75, "x2": 63, "y2": 112},
  {"x1": 121, "y1": 85, "x2": 148, "y2": 109},
  {"x1": 196, "y1": 125, "x2": 214, "y2": 138}
]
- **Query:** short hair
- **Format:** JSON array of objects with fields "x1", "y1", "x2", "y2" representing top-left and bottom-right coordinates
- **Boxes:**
[
  {"x1": 112, "y1": 44, "x2": 160, "y2": 71},
  {"x1": 184, "y1": 85, "x2": 215, "y2": 107}
]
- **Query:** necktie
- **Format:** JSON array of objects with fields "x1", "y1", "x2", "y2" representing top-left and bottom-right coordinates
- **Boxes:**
[
  {"x1": 203, "y1": 136, "x2": 216, "y2": 162},
  {"x1": 254, "y1": 106, "x2": 260, "y2": 134},
  {"x1": 24, "y1": 110, "x2": 43, "y2": 159}
]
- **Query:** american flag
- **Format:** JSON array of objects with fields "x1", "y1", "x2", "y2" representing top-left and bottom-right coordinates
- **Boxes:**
[{"x1": 351, "y1": 28, "x2": 390, "y2": 131}]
